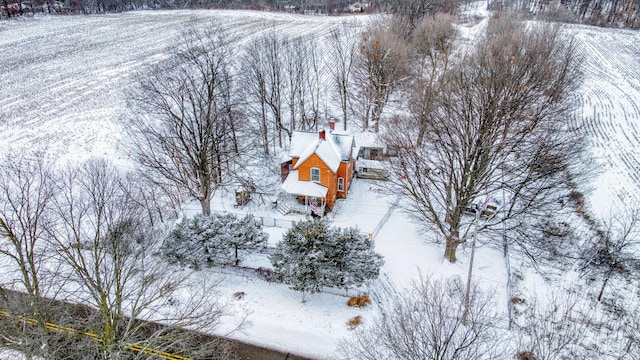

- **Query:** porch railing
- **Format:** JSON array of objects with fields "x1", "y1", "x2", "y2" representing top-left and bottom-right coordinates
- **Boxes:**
[{"x1": 276, "y1": 196, "x2": 325, "y2": 217}]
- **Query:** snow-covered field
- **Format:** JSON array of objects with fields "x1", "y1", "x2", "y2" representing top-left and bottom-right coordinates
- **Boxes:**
[
  {"x1": 1, "y1": 5, "x2": 640, "y2": 359},
  {"x1": 569, "y1": 24, "x2": 640, "y2": 216},
  {"x1": 0, "y1": 10, "x2": 360, "y2": 165}
]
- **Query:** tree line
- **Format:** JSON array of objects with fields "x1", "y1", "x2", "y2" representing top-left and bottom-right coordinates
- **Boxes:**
[
  {"x1": 0, "y1": 0, "x2": 367, "y2": 17},
  {"x1": 4, "y1": 0, "x2": 637, "y2": 29},
  {"x1": 489, "y1": 0, "x2": 640, "y2": 28}
]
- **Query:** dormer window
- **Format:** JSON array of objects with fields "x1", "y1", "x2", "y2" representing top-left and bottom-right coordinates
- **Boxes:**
[{"x1": 311, "y1": 168, "x2": 320, "y2": 182}]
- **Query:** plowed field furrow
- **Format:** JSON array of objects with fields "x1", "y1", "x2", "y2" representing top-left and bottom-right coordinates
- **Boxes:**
[
  {"x1": 0, "y1": 11, "x2": 366, "y2": 161},
  {"x1": 618, "y1": 152, "x2": 640, "y2": 184},
  {"x1": 572, "y1": 23, "x2": 640, "y2": 201}
]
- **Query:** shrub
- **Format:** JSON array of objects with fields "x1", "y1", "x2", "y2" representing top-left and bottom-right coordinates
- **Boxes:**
[
  {"x1": 347, "y1": 294, "x2": 371, "y2": 308},
  {"x1": 347, "y1": 315, "x2": 362, "y2": 330},
  {"x1": 255, "y1": 267, "x2": 277, "y2": 282},
  {"x1": 516, "y1": 351, "x2": 536, "y2": 360}
]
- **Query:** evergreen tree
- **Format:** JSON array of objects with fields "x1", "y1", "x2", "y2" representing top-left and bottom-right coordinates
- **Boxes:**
[
  {"x1": 270, "y1": 218, "x2": 331, "y2": 294},
  {"x1": 330, "y1": 227, "x2": 384, "y2": 290},
  {"x1": 219, "y1": 213, "x2": 268, "y2": 266},
  {"x1": 270, "y1": 218, "x2": 383, "y2": 295},
  {"x1": 163, "y1": 213, "x2": 266, "y2": 268}
]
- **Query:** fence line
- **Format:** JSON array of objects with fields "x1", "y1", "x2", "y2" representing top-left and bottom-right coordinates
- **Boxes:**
[
  {"x1": 370, "y1": 196, "x2": 400, "y2": 240},
  {"x1": 209, "y1": 209, "x2": 295, "y2": 229},
  {"x1": 210, "y1": 195, "x2": 400, "y2": 234}
]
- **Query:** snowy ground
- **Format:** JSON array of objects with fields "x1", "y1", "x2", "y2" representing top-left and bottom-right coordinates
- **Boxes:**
[
  {"x1": 569, "y1": 24, "x2": 640, "y2": 217},
  {"x1": 185, "y1": 176, "x2": 510, "y2": 359},
  {"x1": 1, "y1": 4, "x2": 640, "y2": 359}
]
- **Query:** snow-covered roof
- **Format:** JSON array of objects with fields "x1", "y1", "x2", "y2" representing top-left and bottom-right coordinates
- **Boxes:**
[
  {"x1": 295, "y1": 138, "x2": 341, "y2": 172},
  {"x1": 289, "y1": 132, "x2": 319, "y2": 157},
  {"x1": 357, "y1": 158, "x2": 384, "y2": 169},
  {"x1": 353, "y1": 131, "x2": 385, "y2": 159},
  {"x1": 281, "y1": 170, "x2": 329, "y2": 198},
  {"x1": 289, "y1": 130, "x2": 355, "y2": 173},
  {"x1": 331, "y1": 133, "x2": 356, "y2": 161}
]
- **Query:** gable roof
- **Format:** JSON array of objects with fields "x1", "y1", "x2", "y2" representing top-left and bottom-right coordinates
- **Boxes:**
[
  {"x1": 281, "y1": 170, "x2": 329, "y2": 198},
  {"x1": 331, "y1": 133, "x2": 356, "y2": 161},
  {"x1": 289, "y1": 131, "x2": 355, "y2": 173}
]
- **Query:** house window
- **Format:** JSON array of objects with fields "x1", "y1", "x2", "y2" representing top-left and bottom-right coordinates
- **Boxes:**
[
  {"x1": 311, "y1": 168, "x2": 320, "y2": 182},
  {"x1": 361, "y1": 167, "x2": 368, "y2": 173},
  {"x1": 338, "y1": 177, "x2": 344, "y2": 192}
]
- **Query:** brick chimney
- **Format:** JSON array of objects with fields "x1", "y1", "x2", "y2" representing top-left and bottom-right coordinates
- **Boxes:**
[
  {"x1": 319, "y1": 130, "x2": 326, "y2": 140},
  {"x1": 329, "y1": 119, "x2": 335, "y2": 131}
]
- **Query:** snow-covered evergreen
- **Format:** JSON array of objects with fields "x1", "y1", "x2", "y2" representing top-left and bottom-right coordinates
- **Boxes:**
[
  {"x1": 270, "y1": 218, "x2": 383, "y2": 294},
  {"x1": 329, "y1": 226, "x2": 384, "y2": 291},
  {"x1": 162, "y1": 213, "x2": 267, "y2": 269},
  {"x1": 217, "y1": 213, "x2": 269, "y2": 266}
]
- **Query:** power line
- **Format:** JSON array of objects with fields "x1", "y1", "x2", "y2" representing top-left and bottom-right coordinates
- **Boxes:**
[{"x1": 0, "y1": 309, "x2": 192, "y2": 360}]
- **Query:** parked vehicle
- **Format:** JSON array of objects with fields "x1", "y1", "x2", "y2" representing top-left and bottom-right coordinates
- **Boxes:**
[{"x1": 463, "y1": 198, "x2": 502, "y2": 219}]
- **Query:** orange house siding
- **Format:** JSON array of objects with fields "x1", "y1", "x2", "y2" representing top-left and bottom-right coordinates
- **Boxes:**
[
  {"x1": 336, "y1": 153, "x2": 355, "y2": 199},
  {"x1": 292, "y1": 153, "x2": 357, "y2": 210}
]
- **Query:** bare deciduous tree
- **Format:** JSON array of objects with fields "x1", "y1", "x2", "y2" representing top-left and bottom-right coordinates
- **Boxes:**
[
  {"x1": 410, "y1": 13, "x2": 457, "y2": 147},
  {"x1": 381, "y1": 0, "x2": 462, "y2": 38},
  {"x1": 241, "y1": 31, "x2": 289, "y2": 150},
  {"x1": 339, "y1": 275, "x2": 505, "y2": 360},
  {"x1": 239, "y1": 35, "x2": 273, "y2": 156},
  {"x1": 0, "y1": 153, "x2": 66, "y2": 359},
  {"x1": 127, "y1": 26, "x2": 238, "y2": 215},
  {"x1": 0, "y1": 155, "x2": 55, "y2": 306},
  {"x1": 516, "y1": 291, "x2": 601, "y2": 360},
  {"x1": 329, "y1": 22, "x2": 359, "y2": 131},
  {"x1": 581, "y1": 208, "x2": 640, "y2": 302},
  {"x1": 241, "y1": 31, "x2": 325, "y2": 155},
  {"x1": 50, "y1": 158, "x2": 231, "y2": 359},
  {"x1": 283, "y1": 36, "x2": 322, "y2": 132},
  {"x1": 614, "y1": 298, "x2": 640, "y2": 359},
  {"x1": 353, "y1": 22, "x2": 411, "y2": 133},
  {"x1": 384, "y1": 16, "x2": 584, "y2": 262}
]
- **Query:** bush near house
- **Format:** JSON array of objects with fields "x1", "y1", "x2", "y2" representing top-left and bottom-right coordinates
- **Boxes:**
[{"x1": 162, "y1": 213, "x2": 267, "y2": 269}]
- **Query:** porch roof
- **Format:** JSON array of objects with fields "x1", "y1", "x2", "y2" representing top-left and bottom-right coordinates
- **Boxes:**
[{"x1": 281, "y1": 170, "x2": 328, "y2": 198}]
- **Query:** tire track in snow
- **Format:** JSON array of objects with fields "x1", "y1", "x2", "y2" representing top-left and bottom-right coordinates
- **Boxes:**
[{"x1": 571, "y1": 24, "x2": 640, "y2": 202}]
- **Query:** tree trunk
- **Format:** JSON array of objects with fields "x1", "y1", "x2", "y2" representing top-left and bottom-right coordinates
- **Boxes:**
[
  {"x1": 200, "y1": 197, "x2": 211, "y2": 216},
  {"x1": 341, "y1": 81, "x2": 348, "y2": 131},
  {"x1": 444, "y1": 234, "x2": 460, "y2": 263},
  {"x1": 597, "y1": 269, "x2": 612, "y2": 302}
]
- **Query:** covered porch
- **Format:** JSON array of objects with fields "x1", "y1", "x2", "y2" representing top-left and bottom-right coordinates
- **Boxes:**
[{"x1": 279, "y1": 170, "x2": 327, "y2": 216}]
